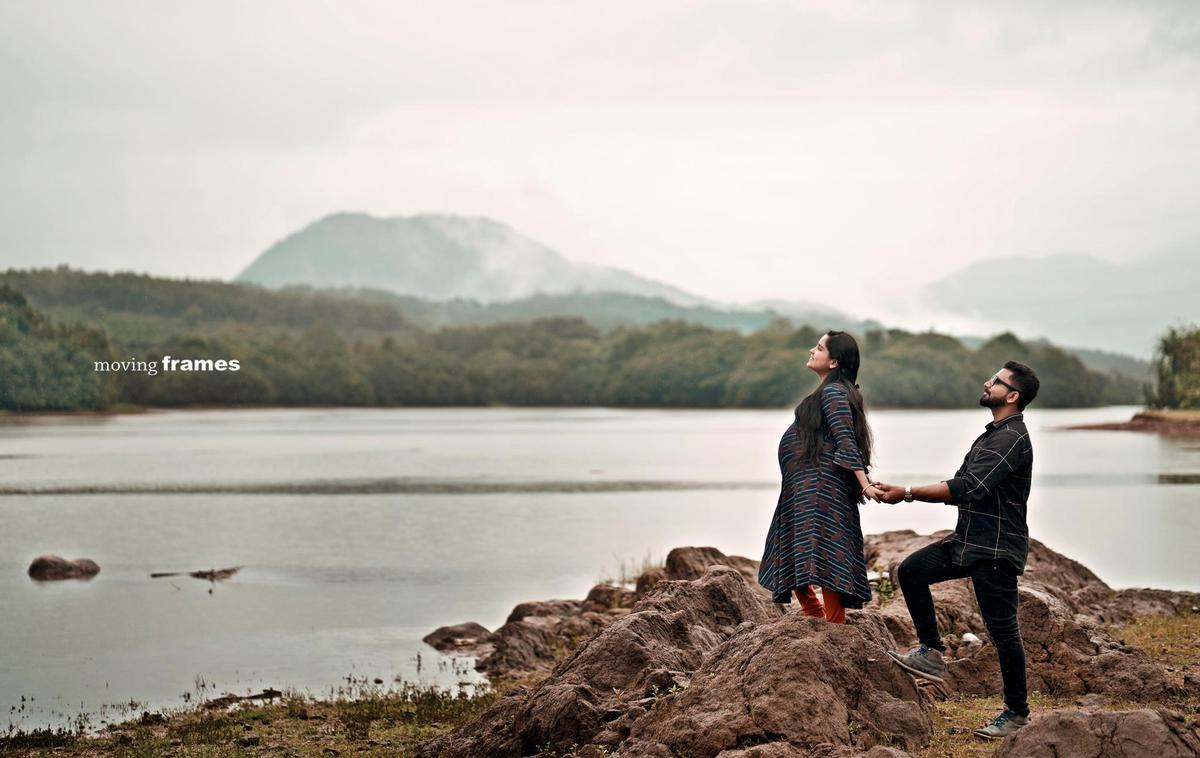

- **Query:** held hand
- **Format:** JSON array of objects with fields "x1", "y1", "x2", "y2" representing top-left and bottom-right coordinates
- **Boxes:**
[
  {"x1": 874, "y1": 482, "x2": 906, "y2": 504},
  {"x1": 862, "y1": 483, "x2": 882, "y2": 502}
]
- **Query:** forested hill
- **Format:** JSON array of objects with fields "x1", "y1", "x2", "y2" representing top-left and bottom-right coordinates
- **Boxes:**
[
  {"x1": 1, "y1": 268, "x2": 882, "y2": 341},
  {"x1": 0, "y1": 268, "x2": 1144, "y2": 411}
]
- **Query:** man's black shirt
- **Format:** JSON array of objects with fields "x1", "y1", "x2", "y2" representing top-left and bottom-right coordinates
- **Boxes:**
[{"x1": 941, "y1": 412, "x2": 1033, "y2": 572}]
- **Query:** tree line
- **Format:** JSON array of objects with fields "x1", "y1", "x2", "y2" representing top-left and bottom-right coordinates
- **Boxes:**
[
  {"x1": 1, "y1": 281, "x2": 1148, "y2": 412},
  {"x1": 1147, "y1": 325, "x2": 1200, "y2": 410}
]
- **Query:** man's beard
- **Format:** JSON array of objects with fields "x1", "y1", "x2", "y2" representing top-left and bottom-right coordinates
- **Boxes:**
[{"x1": 979, "y1": 393, "x2": 1005, "y2": 408}]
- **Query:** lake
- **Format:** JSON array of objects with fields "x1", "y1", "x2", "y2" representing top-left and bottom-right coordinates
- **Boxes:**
[{"x1": 1, "y1": 406, "x2": 1197, "y2": 731}]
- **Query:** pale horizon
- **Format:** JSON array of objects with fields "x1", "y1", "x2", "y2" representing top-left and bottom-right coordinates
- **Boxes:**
[{"x1": 2, "y1": 0, "x2": 1198, "y2": 355}]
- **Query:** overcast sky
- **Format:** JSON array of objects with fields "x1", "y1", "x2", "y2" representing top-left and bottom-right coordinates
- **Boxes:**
[{"x1": 2, "y1": 0, "x2": 1197, "y2": 338}]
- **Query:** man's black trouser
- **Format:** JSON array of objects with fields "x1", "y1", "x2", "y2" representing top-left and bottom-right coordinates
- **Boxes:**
[{"x1": 897, "y1": 540, "x2": 1028, "y2": 717}]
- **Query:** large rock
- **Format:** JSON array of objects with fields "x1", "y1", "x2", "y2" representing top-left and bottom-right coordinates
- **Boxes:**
[
  {"x1": 993, "y1": 708, "x2": 1200, "y2": 757},
  {"x1": 507, "y1": 599, "x2": 582, "y2": 623},
  {"x1": 430, "y1": 547, "x2": 767, "y2": 681},
  {"x1": 416, "y1": 566, "x2": 784, "y2": 757},
  {"x1": 419, "y1": 532, "x2": 1193, "y2": 756},
  {"x1": 582, "y1": 584, "x2": 637, "y2": 614},
  {"x1": 648, "y1": 546, "x2": 771, "y2": 603},
  {"x1": 479, "y1": 606, "x2": 627, "y2": 678},
  {"x1": 939, "y1": 583, "x2": 1173, "y2": 700},
  {"x1": 864, "y1": 532, "x2": 1174, "y2": 701},
  {"x1": 617, "y1": 612, "x2": 930, "y2": 756},
  {"x1": 416, "y1": 567, "x2": 930, "y2": 758},
  {"x1": 664, "y1": 546, "x2": 759, "y2": 583},
  {"x1": 478, "y1": 620, "x2": 557, "y2": 676},
  {"x1": 865, "y1": 531, "x2": 1106, "y2": 609},
  {"x1": 27, "y1": 555, "x2": 100, "y2": 581}
]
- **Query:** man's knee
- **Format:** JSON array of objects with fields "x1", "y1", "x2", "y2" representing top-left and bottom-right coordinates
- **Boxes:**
[
  {"x1": 983, "y1": 614, "x2": 1022, "y2": 645},
  {"x1": 897, "y1": 555, "x2": 921, "y2": 588}
]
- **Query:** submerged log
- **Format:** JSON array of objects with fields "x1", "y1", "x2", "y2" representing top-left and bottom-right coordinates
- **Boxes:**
[
  {"x1": 203, "y1": 688, "x2": 283, "y2": 710},
  {"x1": 150, "y1": 566, "x2": 242, "y2": 581}
]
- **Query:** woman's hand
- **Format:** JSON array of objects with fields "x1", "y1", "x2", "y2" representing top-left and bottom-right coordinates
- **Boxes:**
[
  {"x1": 872, "y1": 482, "x2": 906, "y2": 504},
  {"x1": 862, "y1": 482, "x2": 883, "y2": 502}
]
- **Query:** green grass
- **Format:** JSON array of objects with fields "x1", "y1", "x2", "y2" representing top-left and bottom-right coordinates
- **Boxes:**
[
  {"x1": 918, "y1": 612, "x2": 1200, "y2": 757},
  {"x1": 1, "y1": 682, "x2": 499, "y2": 757},
  {"x1": 1112, "y1": 612, "x2": 1200, "y2": 669}
]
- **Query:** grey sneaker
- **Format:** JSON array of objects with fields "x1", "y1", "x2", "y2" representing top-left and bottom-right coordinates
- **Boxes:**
[
  {"x1": 973, "y1": 709, "x2": 1028, "y2": 740},
  {"x1": 887, "y1": 644, "x2": 946, "y2": 682}
]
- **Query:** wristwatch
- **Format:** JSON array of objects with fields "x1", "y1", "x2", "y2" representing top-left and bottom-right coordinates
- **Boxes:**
[{"x1": 904, "y1": 485, "x2": 913, "y2": 503}]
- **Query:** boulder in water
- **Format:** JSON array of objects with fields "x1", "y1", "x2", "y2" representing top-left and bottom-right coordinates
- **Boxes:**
[{"x1": 27, "y1": 555, "x2": 100, "y2": 581}]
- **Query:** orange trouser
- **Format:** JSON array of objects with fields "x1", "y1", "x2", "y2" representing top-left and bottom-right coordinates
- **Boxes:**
[{"x1": 794, "y1": 585, "x2": 846, "y2": 624}]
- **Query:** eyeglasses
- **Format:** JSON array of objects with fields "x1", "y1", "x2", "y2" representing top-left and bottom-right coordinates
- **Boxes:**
[{"x1": 986, "y1": 375, "x2": 1018, "y2": 393}]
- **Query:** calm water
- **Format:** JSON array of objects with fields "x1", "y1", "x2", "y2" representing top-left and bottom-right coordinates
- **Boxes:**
[{"x1": 1, "y1": 406, "x2": 1197, "y2": 730}]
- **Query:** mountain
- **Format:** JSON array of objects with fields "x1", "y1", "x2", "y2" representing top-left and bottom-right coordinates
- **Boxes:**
[
  {"x1": 237, "y1": 212, "x2": 710, "y2": 307},
  {"x1": 925, "y1": 251, "x2": 1198, "y2": 358}
]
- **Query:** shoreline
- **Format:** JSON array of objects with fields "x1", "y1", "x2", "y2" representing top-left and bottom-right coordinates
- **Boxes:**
[
  {"x1": 1, "y1": 402, "x2": 1147, "y2": 419},
  {"x1": 4, "y1": 533, "x2": 1199, "y2": 757},
  {"x1": 1063, "y1": 409, "x2": 1200, "y2": 436}
]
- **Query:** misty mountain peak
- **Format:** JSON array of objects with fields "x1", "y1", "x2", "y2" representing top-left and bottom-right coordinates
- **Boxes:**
[{"x1": 236, "y1": 212, "x2": 703, "y2": 305}]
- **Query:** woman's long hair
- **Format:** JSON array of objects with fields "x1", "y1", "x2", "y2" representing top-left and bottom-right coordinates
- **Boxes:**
[{"x1": 793, "y1": 331, "x2": 873, "y2": 495}]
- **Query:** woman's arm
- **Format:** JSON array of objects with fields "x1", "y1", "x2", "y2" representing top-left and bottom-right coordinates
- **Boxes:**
[
  {"x1": 820, "y1": 384, "x2": 880, "y2": 500},
  {"x1": 820, "y1": 383, "x2": 866, "y2": 472}
]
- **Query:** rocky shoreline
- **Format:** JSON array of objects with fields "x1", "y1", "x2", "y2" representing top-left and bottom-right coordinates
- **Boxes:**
[
  {"x1": 421, "y1": 531, "x2": 1200, "y2": 757},
  {"x1": 1065, "y1": 410, "x2": 1200, "y2": 437}
]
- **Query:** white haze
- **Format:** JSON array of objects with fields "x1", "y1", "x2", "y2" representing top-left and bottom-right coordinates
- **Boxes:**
[{"x1": 1, "y1": 0, "x2": 1197, "y2": 354}]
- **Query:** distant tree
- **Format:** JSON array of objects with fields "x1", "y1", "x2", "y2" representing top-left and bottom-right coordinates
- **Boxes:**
[
  {"x1": 1147, "y1": 325, "x2": 1200, "y2": 410},
  {"x1": 0, "y1": 285, "x2": 115, "y2": 410}
]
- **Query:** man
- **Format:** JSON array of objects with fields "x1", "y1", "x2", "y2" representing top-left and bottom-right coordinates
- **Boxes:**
[{"x1": 875, "y1": 361, "x2": 1039, "y2": 741}]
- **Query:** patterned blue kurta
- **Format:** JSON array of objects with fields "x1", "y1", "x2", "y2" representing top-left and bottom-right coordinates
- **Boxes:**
[{"x1": 758, "y1": 381, "x2": 872, "y2": 606}]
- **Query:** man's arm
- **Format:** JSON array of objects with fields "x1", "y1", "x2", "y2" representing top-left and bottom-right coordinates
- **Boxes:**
[
  {"x1": 942, "y1": 428, "x2": 1028, "y2": 504},
  {"x1": 876, "y1": 428, "x2": 1028, "y2": 505},
  {"x1": 876, "y1": 481, "x2": 951, "y2": 504},
  {"x1": 911, "y1": 482, "x2": 952, "y2": 503}
]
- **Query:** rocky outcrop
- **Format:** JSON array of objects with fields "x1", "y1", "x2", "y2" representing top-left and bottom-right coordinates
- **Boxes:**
[
  {"x1": 27, "y1": 555, "x2": 100, "y2": 581},
  {"x1": 430, "y1": 547, "x2": 766, "y2": 681},
  {"x1": 864, "y1": 532, "x2": 1175, "y2": 701},
  {"x1": 420, "y1": 533, "x2": 1195, "y2": 757},
  {"x1": 993, "y1": 708, "x2": 1200, "y2": 757},
  {"x1": 663, "y1": 546, "x2": 759, "y2": 584},
  {"x1": 614, "y1": 612, "x2": 930, "y2": 756},
  {"x1": 416, "y1": 566, "x2": 791, "y2": 757},
  {"x1": 583, "y1": 584, "x2": 637, "y2": 614},
  {"x1": 418, "y1": 565, "x2": 928, "y2": 757},
  {"x1": 507, "y1": 599, "x2": 583, "y2": 623},
  {"x1": 1077, "y1": 587, "x2": 1200, "y2": 626},
  {"x1": 420, "y1": 566, "x2": 926, "y2": 753},
  {"x1": 939, "y1": 582, "x2": 1173, "y2": 701}
]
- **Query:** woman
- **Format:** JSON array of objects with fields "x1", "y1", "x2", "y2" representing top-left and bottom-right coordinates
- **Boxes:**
[{"x1": 758, "y1": 330, "x2": 880, "y2": 623}]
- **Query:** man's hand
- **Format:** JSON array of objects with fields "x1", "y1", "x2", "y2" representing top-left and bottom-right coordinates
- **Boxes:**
[{"x1": 874, "y1": 482, "x2": 906, "y2": 504}]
